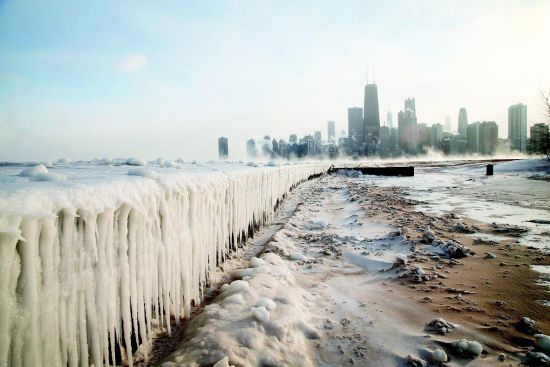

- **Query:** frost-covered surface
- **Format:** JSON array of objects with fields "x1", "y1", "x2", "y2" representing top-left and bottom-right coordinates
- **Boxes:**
[{"x1": 0, "y1": 160, "x2": 329, "y2": 366}]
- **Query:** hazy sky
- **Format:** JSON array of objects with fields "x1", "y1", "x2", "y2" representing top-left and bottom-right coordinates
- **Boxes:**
[{"x1": 1, "y1": 0, "x2": 549, "y2": 161}]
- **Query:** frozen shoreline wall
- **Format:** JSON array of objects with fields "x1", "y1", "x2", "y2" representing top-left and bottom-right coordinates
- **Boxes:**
[{"x1": 0, "y1": 162, "x2": 329, "y2": 366}]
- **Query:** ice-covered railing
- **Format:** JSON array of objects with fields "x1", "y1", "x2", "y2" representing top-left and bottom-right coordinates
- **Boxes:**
[{"x1": 0, "y1": 162, "x2": 329, "y2": 366}]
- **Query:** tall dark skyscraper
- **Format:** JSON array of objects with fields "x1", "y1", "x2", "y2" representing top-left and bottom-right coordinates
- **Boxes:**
[
  {"x1": 458, "y1": 107, "x2": 468, "y2": 136},
  {"x1": 218, "y1": 137, "x2": 228, "y2": 159},
  {"x1": 364, "y1": 84, "x2": 380, "y2": 136},
  {"x1": 363, "y1": 83, "x2": 380, "y2": 145}
]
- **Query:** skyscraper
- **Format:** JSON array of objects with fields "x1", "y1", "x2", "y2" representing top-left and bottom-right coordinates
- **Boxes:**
[
  {"x1": 444, "y1": 115, "x2": 451, "y2": 132},
  {"x1": 508, "y1": 103, "x2": 527, "y2": 152},
  {"x1": 387, "y1": 111, "x2": 393, "y2": 129},
  {"x1": 467, "y1": 121, "x2": 498, "y2": 155},
  {"x1": 458, "y1": 108, "x2": 468, "y2": 136},
  {"x1": 348, "y1": 107, "x2": 364, "y2": 154},
  {"x1": 479, "y1": 121, "x2": 498, "y2": 155},
  {"x1": 467, "y1": 122, "x2": 480, "y2": 154},
  {"x1": 314, "y1": 130, "x2": 322, "y2": 143},
  {"x1": 327, "y1": 121, "x2": 335, "y2": 143},
  {"x1": 379, "y1": 126, "x2": 390, "y2": 157},
  {"x1": 430, "y1": 123, "x2": 444, "y2": 147},
  {"x1": 218, "y1": 137, "x2": 228, "y2": 159},
  {"x1": 398, "y1": 98, "x2": 418, "y2": 153},
  {"x1": 364, "y1": 83, "x2": 380, "y2": 155},
  {"x1": 246, "y1": 139, "x2": 256, "y2": 158}
]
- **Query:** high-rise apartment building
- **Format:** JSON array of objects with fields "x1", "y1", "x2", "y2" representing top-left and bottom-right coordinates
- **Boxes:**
[
  {"x1": 218, "y1": 137, "x2": 229, "y2": 159},
  {"x1": 246, "y1": 139, "x2": 256, "y2": 158},
  {"x1": 348, "y1": 107, "x2": 364, "y2": 153},
  {"x1": 387, "y1": 111, "x2": 393, "y2": 129},
  {"x1": 458, "y1": 108, "x2": 468, "y2": 136},
  {"x1": 327, "y1": 121, "x2": 335, "y2": 143},
  {"x1": 508, "y1": 103, "x2": 527, "y2": 152},
  {"x1": 398, "y1": 98, "x2": 418, "y2": 153}
]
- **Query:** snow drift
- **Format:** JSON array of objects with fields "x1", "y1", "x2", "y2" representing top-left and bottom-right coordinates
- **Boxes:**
[{"x1": 0, "y1": 162, "x2": 328, "y2": 366}]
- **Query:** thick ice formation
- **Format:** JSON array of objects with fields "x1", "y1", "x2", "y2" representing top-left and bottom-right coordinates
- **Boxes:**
[
  {"x1": 126, "y1": 157, "x2": 147, "y2": 166},
  {"x1": 18, "y1": 164, "x2": 49, "y2": 177},
  {"x1": 0, "y1": 162, "x2": 328, "y2": 366},
  {"x1": 162, "y1": 252, "x2": 317, "y2": 366}
]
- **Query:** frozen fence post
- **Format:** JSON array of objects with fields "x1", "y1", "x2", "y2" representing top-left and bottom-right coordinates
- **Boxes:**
[{"x1": 486, "y1": 164, "x2": 493, "y2": 176}]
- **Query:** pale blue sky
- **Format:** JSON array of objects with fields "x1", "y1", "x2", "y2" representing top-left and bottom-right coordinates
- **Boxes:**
[{"x1": 1, "y1": 0, "x2": 549, "y2": 161}]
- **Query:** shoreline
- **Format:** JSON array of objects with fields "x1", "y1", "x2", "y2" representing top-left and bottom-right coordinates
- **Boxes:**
[
  {"x1": 145, "y1": 169, "x2": 549, "y2": 366},
  {"x1": 357, "y1": 183, "x2": 550, "y2": 351}
]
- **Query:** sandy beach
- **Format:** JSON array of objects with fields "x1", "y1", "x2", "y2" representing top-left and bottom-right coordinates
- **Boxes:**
[{"x1": 148, "y1": 161, "x2": 550, "y2": 367}]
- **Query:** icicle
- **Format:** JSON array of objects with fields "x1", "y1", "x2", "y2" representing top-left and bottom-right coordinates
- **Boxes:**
[{"x1": 0, "y1": 164, "x2": 329, "y2": 366}]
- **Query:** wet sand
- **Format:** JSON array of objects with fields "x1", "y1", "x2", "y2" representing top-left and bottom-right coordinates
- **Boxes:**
[{"x1": 349, "y1": 180, "x2": 550, "y2": 359}]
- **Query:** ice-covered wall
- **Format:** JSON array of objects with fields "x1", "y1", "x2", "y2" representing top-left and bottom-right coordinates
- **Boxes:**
[{"x1": 0, "y1": 163, "x2": 329, "y2": 366}]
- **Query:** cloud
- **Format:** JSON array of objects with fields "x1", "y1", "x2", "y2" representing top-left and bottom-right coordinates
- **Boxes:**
[{"x1": 119, "y1": 54, "x2": 148, "y2": 72}]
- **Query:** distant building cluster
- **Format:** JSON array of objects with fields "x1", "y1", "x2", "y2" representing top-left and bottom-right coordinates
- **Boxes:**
[
  {"x1": 243, "y1": 130, "x2": 338, "y2": 160},
  {"x1": 217, "y1": 70, "x2": 548, "y2": 160}
]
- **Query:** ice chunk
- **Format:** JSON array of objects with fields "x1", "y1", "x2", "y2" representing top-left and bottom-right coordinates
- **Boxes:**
[
  {"x1": 19, "y1": 164, "x2": 48, "y2": 177},
  {"x1": 453, "y1": 339, "x2": 483, "y2": 357},
  {"x1": 163, "y1": 160, "x2": 183, "y2": 169},
  {"x1": 126, "y1": 157, "x2": 148, "y2": 166},
  {"x1": 250, "y1": 257, "x2": 266, "y2": 267},
  {"x1": 223, "y1": 280, "x2": 250, "y2": 295},
  {"x1": 534, "y1": 334, "x2": 550, "y2": 353},
  {"x1": 31, "y1": 172, "x2": 67, "y2": 182},
  {"x1": 255, "y1": 298, "x2": 276, "y2": 311},
  {"x1": 289, "y1": 252, "x2": 306, "y2": 261},
  {"x1": 422, "y1": 229, "x2": 436, "y2": 243},
  {"x1": 442, "y1": 240, "x2": 470, "y2": 258},
  {"x1": 432, "y1": 349, "x2": 448, "y2": 362},
  {"x1": 213, "y1": 357, "x2": 234, "y2": 367},
  {"x1": 251, "y1": 306, "x2": 270, "y2": 323},
  {"x1": 229, "y1": 268, "x2": 256, "y2": 279},
  {"x1": 425, "y1": 318, "x2": 454, "y2": 334},
  {"x1": 222, "y1": 293, "x2": 244, "y2": 306},
  {"x1": 307, "y1": 221, "x2": 327, "y2": 230},
  {"x1": 127, "y1": 168, "x2": 159, "y2": 179}
]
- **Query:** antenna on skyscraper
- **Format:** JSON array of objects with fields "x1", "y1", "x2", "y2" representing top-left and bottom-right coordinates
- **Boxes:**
[
  {"x1": 366, "y1": 64, "x2": 368, "y2": 84},
  {"x1": 373, "y1": 65, "x2": 376, "y2": 84}
]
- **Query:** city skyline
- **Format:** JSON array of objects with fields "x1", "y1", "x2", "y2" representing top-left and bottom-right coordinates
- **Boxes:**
[
  {"x1": 238, "y1": 68, "x2": 541, "y2": 159},
  {"x1": 1, "y1": 1, "x2": 549, "y2": 161}
]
